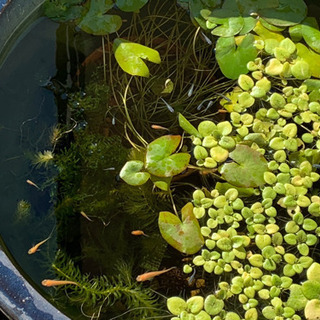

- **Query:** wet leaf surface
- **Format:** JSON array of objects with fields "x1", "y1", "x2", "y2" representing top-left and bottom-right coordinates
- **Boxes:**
[
  {"x1": 145, "y1": 135, "x2": 190, "y2": 177},
  {"x1": 258, "y1": 0, "x2": 307, "y2": 26},
  {"x1": 158, "y1": 203, "x2": 204, "y2": 254},
  {"x1": 215, "y1": 34, "x2": 257, "y2": 79},
  {"x1": 78, "y1": 0, "x2": 122, "y2": 35},
  {"x1": 220, "y1": 144, "x2": 268, "y2": 187},
  {"x1": 113, "y1": 38, "x2": 161, "y2": 77}
]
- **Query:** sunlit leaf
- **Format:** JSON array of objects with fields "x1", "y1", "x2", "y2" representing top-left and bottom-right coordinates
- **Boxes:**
[
  {"x1": 113, "y1": 38, "x2": 161, "y2": 77},
  {"x1": 145, "y1": 135, "x2": 191, "y2": 177},
  {"x1": 178, "y1": 113, "x2": 202, "y2": 138},
  {"x1": 158, "y1": 202, "x2": 204, "y2": 254},
  {"x1": 253, "y1": 21, "x2": 285, "y2": 42},
  {"x1": 215, "y1": 34, "x2": 258, "y2": 79},
  {"x1": 220, "y1": 144, "x2": 268, "y2": 187},
  {"x1": 78, "y1": 0, "x2": 122, "y2": 35},
  {"x1": 119, "y1": 160, "x2": 150, "y2": 185},
  {"x1": 300, "y1": 25, "x2": 320, "y2": 54},
  {"x1": 115, "y1": 0, "x2": 148, "y2": 12},
  {"x1": 258, "y1": 0, "x2": 307, "y2": 27},
  {"x1": 296, "y1": 43, "x2": 320, "y2": 78}
]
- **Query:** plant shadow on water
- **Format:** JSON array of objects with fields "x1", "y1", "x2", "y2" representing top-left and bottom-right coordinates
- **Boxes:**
[{"x1": 19, "y1": 0, "x2": 320, "y2": 319}]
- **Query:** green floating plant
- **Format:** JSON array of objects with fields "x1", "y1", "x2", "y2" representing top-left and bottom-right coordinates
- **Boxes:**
[
  {"x1": 220, "y1": 144, "x2": 268, "y2": 187},
  {"x1": 158, "y1": 202, "x2": 204, "y2": 254},
  {"x1": 77, "y1": 0, "x2": 122, "y2": 35},
  {"x1": 120, "y1": 135, "x2": 190, "y2": 190},
  {"x1": 215, "y1": 34, "x2": 258, "y2": 79},
  {"x1": 113, "y1": 38, "x2": 161, "y2": 77}
]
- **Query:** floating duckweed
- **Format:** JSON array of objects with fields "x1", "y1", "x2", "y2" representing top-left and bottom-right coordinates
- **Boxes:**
[
  {"x1": 194, "y1": 146, "x2": 208, "y2": 160},
  {"x1": 167, "y1": 297, "x2": 187, "y2": 315},
  {"x1": 238, "y1": 74, "x2": 254, "y2": 91}
]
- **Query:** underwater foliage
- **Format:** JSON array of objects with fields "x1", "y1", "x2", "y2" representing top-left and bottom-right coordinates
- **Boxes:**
[{"x1": 50, "y1": 250, "x2": 163, "y2": 319}]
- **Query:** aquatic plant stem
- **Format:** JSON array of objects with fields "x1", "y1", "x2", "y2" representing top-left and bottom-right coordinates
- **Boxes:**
[
  {"x1": 122, "y1": 78, "x2": 148, "y2": 147},
  {"x1": 102, "y1": 36, "x2": 106, "y2": 82}
]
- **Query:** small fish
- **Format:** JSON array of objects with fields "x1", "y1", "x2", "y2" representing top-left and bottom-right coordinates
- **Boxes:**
[
  {"x1": 41, "y1": 279, "x2": 79, "y2": 287},
  {"x1": 151, "y1": 124, "x2": 169, "y2": 131},
  {"x1": 112, "y1": 116, "x2": 116, "y2": 125},
  {"x1": 136, "y1": 267, "x2": 176, "y2": 282},
  {"x1": 201, "y1": 32, "x2": 213, "y2": 45},
  {"x1": 104, "y1": 167, "x2": 116, "y2": 171},
  {"x1": 197, "y1": 100, "x2": 206, "y2": 111},
  {"x1": 131, "y1": 230, "x2": 149, "y2": 237},
  {"x1": 313, "y1": 164, "x2": 320, "y2": 168},
  {"x1": 80, "y1": 211, "x2": 93, "y2": 222},
  {"x1": 187, "y1": 83, "x2": 195, "y2": 97},
  {"x1": 160, "y1": 97, "x2": 174, "y2": 113},
  {"x1": 28, "y1": 236, "x2": 51, "y2": 254},
  {"x1": 26, "y1": 179, "x2": 40, "y2": 189},
  {"x1": 187, "y1": 268, "x2": 197, "y2": 286},
  {"x1": 203, "y1": 100, "x2": 213, "y2": 112}
]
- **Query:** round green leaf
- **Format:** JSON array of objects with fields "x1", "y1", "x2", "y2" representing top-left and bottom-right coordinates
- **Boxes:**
[
  {"x1": 220, "y1": 145, "x2": 268, "y2": 187},
  {"x1": 115, "y1": 0, "x2": 148, "y2": 12},
  {"x1": 119, "y1": 160, "x2": 150, "y2": 185}
]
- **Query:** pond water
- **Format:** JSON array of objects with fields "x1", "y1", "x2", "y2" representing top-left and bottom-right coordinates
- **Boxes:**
[
  {"x1": 0, "y1": 17, "x2": 58, "y2": 290},
  {"x1": 2, "y1": 0, "x2": 320, "y2": 319}
]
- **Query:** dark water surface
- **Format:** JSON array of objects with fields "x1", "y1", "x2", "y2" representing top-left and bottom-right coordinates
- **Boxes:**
[{"x1": 0, "y1": 18, "x2": 58, "y2": 285}]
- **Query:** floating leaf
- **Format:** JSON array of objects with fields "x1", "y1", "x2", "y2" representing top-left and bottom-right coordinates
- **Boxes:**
[
  {"x1": 113, "y1": 38, "x2": 161, "y2": 77},
  {"x1": 78, "y1": 0, "x2": 122, "y2": 35},
  {"x1": 158, "y1": 202, "x2": 204, "y2": 254},
  {"x1": 145, "y1": 135, "x2": 190, "y2": 177},
  {"x1": 220, "y1": 144, "x2": 268, "y2": 187},
  {"x1": 119, "y1": 160, "x2": 150, "y2": 185},
  {"x1": 300, "y1": 25, "x2": 320, "y2": 54},
  {"x1": 286, "y1": 284, "x2": 308, "y2": 311},
  {"x1": 253, "y1": 21, "x2": 285, "y2": 42},
  {"x1": 305, "y1": 299, "x2": 320, "y2": 320},
  {"x1": 258, "y1": 0, "x2": 307, "y2": 27},
  {"x1": 178, "y1": 113, "x2": 201, "y2": 138},
  {"x1": 44, "y1": 0, "x2": 84, "y2": 22},
  {"x1": 115, "y1": 0, "x2": 148, "y2": 12},
  {"x1": 215, "y1": 182, "x2": 256, "y2": 197},
  {"x1": 296, "y1": 43, "x2": 320, "y2": 78},
  {"x1": 216, "y1": 34, "x2": 258, "y2": 79},
  {"x1": 207, "y1": 9, "x2": 244, "y2": 37}
]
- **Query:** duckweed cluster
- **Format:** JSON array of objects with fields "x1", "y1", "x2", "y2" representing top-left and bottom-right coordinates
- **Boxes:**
[{"x1": 167, "y1": 36, "x2": 320, "y2": 320}]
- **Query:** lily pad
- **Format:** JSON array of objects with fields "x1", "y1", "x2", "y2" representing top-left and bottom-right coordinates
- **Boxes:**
[
  {"x1": 119, "y1": 160, "x2": 150, "y2": 185},
  {"x1": 215, "y1": 34, "x2": 258, "y2": 79},
  {"x1": 44, "y1": 0, "x2": 84, "y2": 22},
  {"x1": 145, "y1": 135, "x2": 190, "y2": 177},
  {"x1": 158, "y1": 202, "x2": 204, "y2": 254},
  {"x1": 113, "y1": 38, "x2": 161, "y2": 77},
  {"x1": 78, "y1": 0, "x2": 122, "y2": 35},
  {"x1": 300, "y1": 24, "x2": 320, "y2": 54},
  {"x1": 220, "y1": 144, "x2": 268, "y2": 187},
  {"x1": 115, "y1": 0, "x2": 148, "y2": 12},
  {"x1": 258, "y1": 0, "x2": 307, "y2": 27}
]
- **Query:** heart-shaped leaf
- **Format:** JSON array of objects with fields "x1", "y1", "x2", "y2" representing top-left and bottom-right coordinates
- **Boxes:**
[
  {"x1": 220, "y1": 144, "x2": 268, "y2": 187},
  {"x1": 113, "y1": 38, "x2": 161, "y2": 77},
  {"x1": 158, "y1": 202, "x2": 204, "y2": 254},
  {"x1": 115, "y1": 0, "x2": 148, "y2": 12},
  {"x1": 215, "y1": 34, "x2": 258, "y2": 79},
  {"x1": 78, "y1": 0, "x2": 122, "y2": 35},
  {"x1": 145, "y1": 135, "x2": 191, "y2": 177},
  {"x1": 119, "y1": 160, "x2": 150, "y2": 185}
]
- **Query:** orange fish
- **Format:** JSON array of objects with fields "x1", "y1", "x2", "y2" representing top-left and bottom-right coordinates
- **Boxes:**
[
  {"x1": 151, "y1": 124, "x2": 169, "y2": 131},
  {"x1": 28, "y1": 236, "x2": 50, "y2": 254},
  {"x1": 80, "y1": 211, "x2": 93, "y2": 222},
  {"x1": 136, "y1": 267, "x2": 176, "y2": 282},
  {"x1": 131, "y1": 230, "x2": 148, "y2": 237},
  {"x1": 41, "y1": 279, "x2": 79, "y2": 287},
  {"x1": 26, "y1": 179, "x2": 40, "y2": 189}
]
